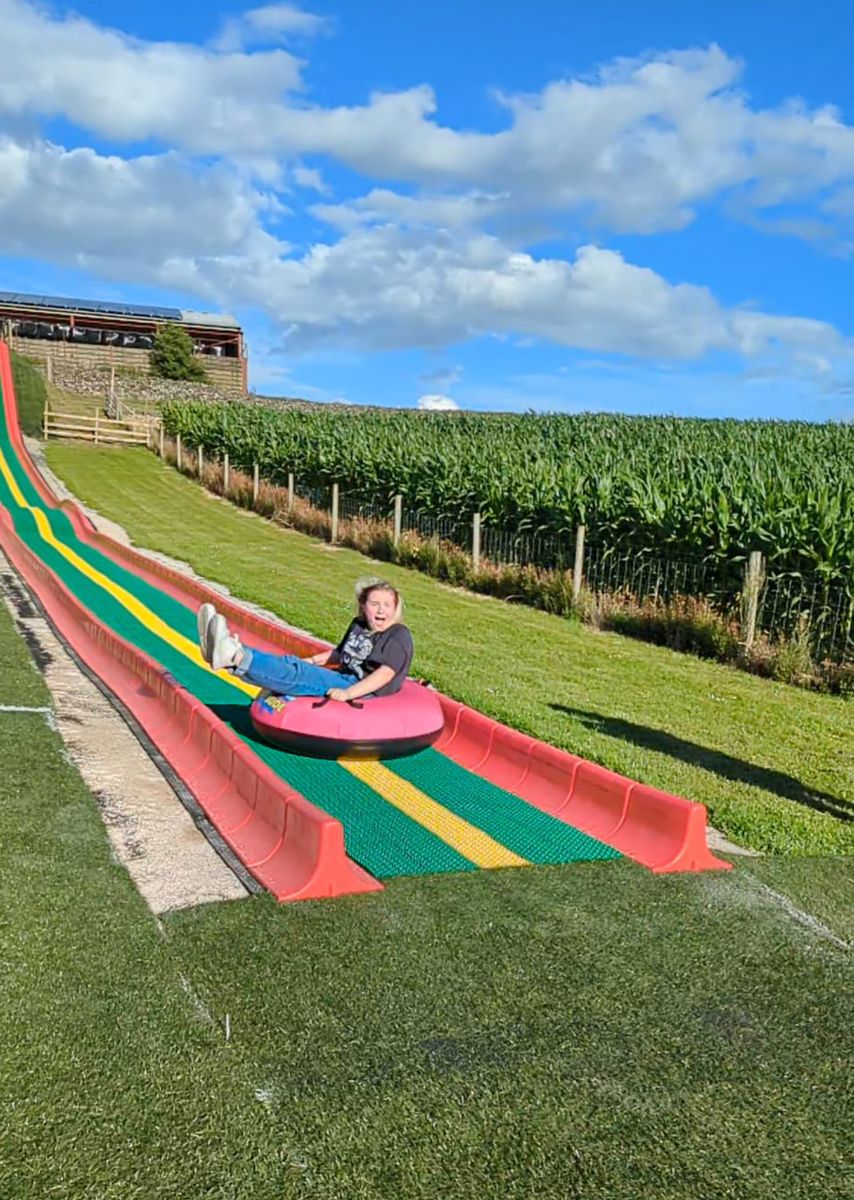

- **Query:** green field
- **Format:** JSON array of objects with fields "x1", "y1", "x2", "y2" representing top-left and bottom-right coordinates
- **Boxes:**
[{"x1": 160, "y1": 399, "x2": 854, "y2": 580}]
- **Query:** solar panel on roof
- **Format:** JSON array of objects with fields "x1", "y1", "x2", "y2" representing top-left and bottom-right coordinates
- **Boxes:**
[{"x1": 0, "y1": 289, "x2": 181, "y2": 320}]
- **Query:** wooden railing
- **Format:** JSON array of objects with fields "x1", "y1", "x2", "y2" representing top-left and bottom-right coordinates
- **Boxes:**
[{"x1": 43, "y1": 408, "x2": 158, "y2": 446}]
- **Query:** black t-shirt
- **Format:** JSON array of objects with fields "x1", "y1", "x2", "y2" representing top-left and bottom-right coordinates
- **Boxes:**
[{"x1": 334, "y1": 619, "x2": 413, "y2": 697}]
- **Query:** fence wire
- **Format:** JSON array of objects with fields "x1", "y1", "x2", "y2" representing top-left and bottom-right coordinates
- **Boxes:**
[
  {"x1": 758, "y1": 572, "x2": 852, "y2": 663},
  {"x1": 292, "y1": 480, "x2": 329, "y2": 511},
  {"x1": 402, "y1": 508, "x2": 473, "y2": 552},
  {"x1": 339, "y1": 492, "x2": 391, "y2": 523},
  {"x1": 205, "y1": 461, "x2": 854, "y2": 664}
]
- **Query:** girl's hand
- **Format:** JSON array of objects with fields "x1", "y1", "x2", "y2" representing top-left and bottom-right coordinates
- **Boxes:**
[{"x1": 326, "y1": 687, "x2": 352, "y2": 702}]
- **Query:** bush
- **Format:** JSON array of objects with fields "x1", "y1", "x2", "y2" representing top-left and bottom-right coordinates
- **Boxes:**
[
  {"x1": 151, "y1": 324, "x2": 206, "y2": 382},
  {"x1": 10, "y1": 350, "x2": 46, "y2": 437},
  {"x1": 602, "y1": 592, "x2": 740, "y2": 660}
]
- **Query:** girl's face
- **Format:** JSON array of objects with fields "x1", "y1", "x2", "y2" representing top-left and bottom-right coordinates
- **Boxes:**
[{"x1": 363, "y1": 588, "x2": 397, "y2": 631}]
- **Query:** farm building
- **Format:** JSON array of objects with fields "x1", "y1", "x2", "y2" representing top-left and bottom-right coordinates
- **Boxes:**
[{"x1": 0, "y1": 290, "x2": 247, "y2": 396}]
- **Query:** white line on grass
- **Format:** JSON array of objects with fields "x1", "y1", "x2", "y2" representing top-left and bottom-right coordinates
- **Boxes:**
[
  {"x1": 759, "y1": 882, "x2": 851, "y2": 952},
  {"x1": 178, "y1": 972, "x2": 216, "y2": 1029}
]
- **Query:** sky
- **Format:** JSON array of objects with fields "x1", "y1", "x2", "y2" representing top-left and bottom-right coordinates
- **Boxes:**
[{"x1": 2, "y1": 0, "x2": 854, "y2": 419}]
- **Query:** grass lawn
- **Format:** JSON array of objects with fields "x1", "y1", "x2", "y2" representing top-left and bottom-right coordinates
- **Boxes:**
[
  {"x1": 45, "y1": 443, "x2": 854, "y2": 857},
  {"x1": 10, "y1": 351, "x2": 47, "y2": 437},
  {"x1": 1, "y1": 448, "x2": 851, "y2": 1197},
  {"x1": 45, "y1": 379, "x2": 163, "y2": 420}
]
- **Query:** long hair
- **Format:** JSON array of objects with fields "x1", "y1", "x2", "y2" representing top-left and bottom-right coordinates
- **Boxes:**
[{"x1": 354, "y1": 576, "x2": 403, "y2": 626}]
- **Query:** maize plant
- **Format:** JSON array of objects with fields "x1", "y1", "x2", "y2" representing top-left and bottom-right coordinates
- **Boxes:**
[{"x1": 161, "y1": 401, "x2": 854, "y2": 587}]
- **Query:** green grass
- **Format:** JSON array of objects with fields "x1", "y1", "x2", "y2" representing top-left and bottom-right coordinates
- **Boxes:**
[
  {"x1": 0, "y1": 473, "x2": 851, "y2": 1197},
  {"x1": 45, "y1": 443, "x2": 854, "y2": 858},
  {"x1": 745, "y1": 856, "x2": 854, "y2": 944},
  {"x1": 45, "y1": 381, "x2": 103, "y2": 418},
  {"x1": 10, "y1": 350, "x2": 47, "y2": 437}
]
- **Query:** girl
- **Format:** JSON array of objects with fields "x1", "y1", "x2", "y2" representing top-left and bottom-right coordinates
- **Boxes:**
[{"x1": 197, "y1": 578, "x2": 413, "y2": 702}]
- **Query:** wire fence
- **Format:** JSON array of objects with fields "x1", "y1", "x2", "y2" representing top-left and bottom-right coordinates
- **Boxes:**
[
  {"x1": 338, "y1": 492, "x2": 391, "y2": 524},
  {"x1": 584, "y1": 542, "x2": 726, "y2": 602},
  {"x1": 758, "y1": 572, "x2": 852, "y2": 663},
  {"x1": 292, "y1": 480, "x2": 330, "y2": 512},
  {"x1": 164, "y1": 445, "x2": 854, "y2": 664},
  {"x1": 339, "y1": 489, "x2": 852, "y2": 663}
]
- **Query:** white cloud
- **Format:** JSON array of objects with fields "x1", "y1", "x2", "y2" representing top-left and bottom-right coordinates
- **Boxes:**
[
  {"x1": 214, "y1": 4, "x2": 330, "y2": 52},
  {"x1": 199, "y1": 224, "x2": 851, "y2": 371},
  {"x1": 2, "y1": 4, "x2": 854, "y2": 239},
  {"x1": 292, "y1": 163, "x2": 330, "y2": 193},
  {"x1": 421, "y1": 365, "x2": 463, "y2": 390},
  {"x1": 1, "y1": 119, "x2": 850, "y2": 384},
  {"x1": 311, "y1": 189, "x2": 507, "y2": 231},
  {"x1": 417, "y1": 393, "x2": 460, "y2": 411},
  {"x1": 0, "y1": 0, "x2": 308, "y2": 146},
  {"x1": 2, "y1": 1, "x2": 854, "y2": 399},
  {"x1": 0, "y1": 134, "x2": 282, "y2": 283}
]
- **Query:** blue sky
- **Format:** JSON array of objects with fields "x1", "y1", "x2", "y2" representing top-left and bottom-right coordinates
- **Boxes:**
[{"x1": 2, "y1": 0, "x2": 854, "y2": 419}]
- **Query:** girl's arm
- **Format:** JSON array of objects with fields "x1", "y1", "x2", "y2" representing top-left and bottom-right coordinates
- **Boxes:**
[
  {"x1": 306, "y1": 648, "x2": 338, "y2": 666},
  {"x1": 327, "y1": 665, "x2": 395, "y2": 702}
]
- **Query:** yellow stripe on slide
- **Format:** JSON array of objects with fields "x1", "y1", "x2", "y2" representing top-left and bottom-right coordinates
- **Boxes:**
[
  {"x1": 0, "y1": 443, "x2": 257, "y2": 697},
  {"x1": 341, "y1": 759, "x2": 529, "y2": 870}
]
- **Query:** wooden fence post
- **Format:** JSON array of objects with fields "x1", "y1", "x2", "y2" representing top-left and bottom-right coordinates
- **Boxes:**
[
  {"x1": 472, "y1": 512, "x2": 481, "y2": 571},
  {"x1": 158, "y1": 423, "x2": 164, "y2": 458},
  {"x1": 176, "y1": 433, "x2": 182, "y2": 470},
  {"x1": 108, "y1": 365, "x2": 116, "y2": 416},
  {"x1": 223, "y1": 452, "x2": 230, "y2": 493},
  {"x1": 46, "y1": 356, "x2": 53, "y2": 384},
  {"x1": 94, "y1": 413, "x2": 100, "y2": 445},
  {"x1": 253, "y1": 463, "x2": 260, "y2": 504},
  {"x1": 393, "y1": 494, "x2": 403, "y2": 546},
  {"x1": 197, "y1": 445, "x2": 204, "y2": 477},
  {"x1": 573, "y1": 524, "x2": 586, "y2": 602},
  {"x1": 43, "y1": 403, "x2": 49, "y2": 439},
  {"x1": 288, "y1": 472, "x2": 294, "y2": 510},
  {"x1": 331, "y1": 483, "x2": 339, "y2": 543},
  {"x1": 743, "y1": 550, "x2": 765, "y2": 648}
]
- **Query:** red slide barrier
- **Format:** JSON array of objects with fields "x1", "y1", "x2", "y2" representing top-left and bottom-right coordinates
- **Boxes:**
[
  {"x1": 0, "y1": 341, "x2": 729, "y2": 885},
  {"x1": 0, "y1": 343, "x2": 381, "y2": 901},
  {"x1": 436, "y1": 697, "x2": 729, "y2": 872}
]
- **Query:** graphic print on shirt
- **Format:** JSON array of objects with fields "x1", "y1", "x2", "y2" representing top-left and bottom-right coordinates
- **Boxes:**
[{"x1": 338, "y1": 624, "x2": 376, "y2": 678}]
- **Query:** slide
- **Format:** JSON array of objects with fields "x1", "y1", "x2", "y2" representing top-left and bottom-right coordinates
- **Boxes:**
[{"x1": 0, "y1": 342, "x2": 729, "y2": 901}]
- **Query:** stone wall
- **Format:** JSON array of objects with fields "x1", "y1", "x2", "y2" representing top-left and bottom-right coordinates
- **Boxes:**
[
  {"x1": 9, "y1": 334, "x2": 245, "y2": 396},
  {"x1": 28, "y1": 358, "x2": 239, "y2": 408}
]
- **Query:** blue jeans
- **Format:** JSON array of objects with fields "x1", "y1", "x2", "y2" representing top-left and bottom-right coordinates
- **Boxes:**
[{"x1": 236, "y1": 648, "x2": 358, "y2": 697}]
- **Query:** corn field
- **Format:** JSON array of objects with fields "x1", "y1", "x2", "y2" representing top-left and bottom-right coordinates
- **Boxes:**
[{"x1": 161, "y1": 401, "x2": 854, "y2": 586}]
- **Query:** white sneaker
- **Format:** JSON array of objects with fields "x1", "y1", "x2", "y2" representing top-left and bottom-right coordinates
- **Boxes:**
[
  {"x1": 197, "y1": 603, "x2": 217, "y2": 660},
  {"x1": 208, "y1": 614, "x2": 243, "y2": 671}
]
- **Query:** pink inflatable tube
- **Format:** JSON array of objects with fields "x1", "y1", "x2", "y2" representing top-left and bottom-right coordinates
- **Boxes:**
[{"x1": 250, "y1": 678, "x2": 446, "y2": 759}]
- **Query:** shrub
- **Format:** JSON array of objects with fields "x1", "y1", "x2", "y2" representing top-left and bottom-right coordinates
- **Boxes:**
[
  {"x1": 771, "y1": 615, "x2": 817, "y2": 686},
  {"x1": 151, "y1": 324, "x2": 207, "y2": 382}
]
